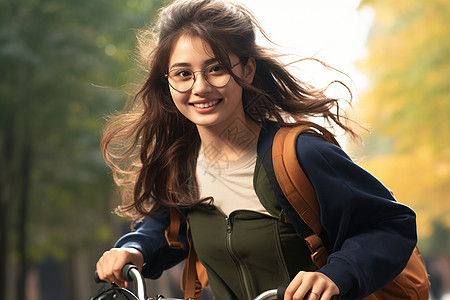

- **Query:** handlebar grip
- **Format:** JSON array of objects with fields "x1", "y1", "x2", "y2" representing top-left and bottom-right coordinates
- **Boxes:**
[
  {"x1": 277, "y1": 286, "x2": 286, "y2": 300},
  {"x1": 94, "y1": 270, "x2": 105, "y2": 283},
  {"x1": 94, "y1": 264, "x2": 138, "y2": 283},
  {"x1": 121, "y1": 264, "x2": 138, "y2": 281}
]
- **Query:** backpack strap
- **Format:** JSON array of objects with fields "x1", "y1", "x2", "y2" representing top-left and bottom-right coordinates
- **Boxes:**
[
  {"x1": 182, "y1": 221, "x2": 208, "y2": 300},
  {"x1": 165, "y1": 207, "x2": 208, "y2": 300},
  {"x1": 165, "y1": 207, "x2": 185, "y2": 250},
  {"x1": 272, "y1": 125, "x2": 339, "y2": 268}
]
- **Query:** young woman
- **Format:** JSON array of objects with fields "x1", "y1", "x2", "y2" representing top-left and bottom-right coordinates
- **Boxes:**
[{"x1": 95, "y1": 0, "x2": 418, "y2": 299}]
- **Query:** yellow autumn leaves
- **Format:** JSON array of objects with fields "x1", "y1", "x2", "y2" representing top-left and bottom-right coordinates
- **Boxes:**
[{"x1": 356, "y1": 0, "x2": 450, "y2": 239}]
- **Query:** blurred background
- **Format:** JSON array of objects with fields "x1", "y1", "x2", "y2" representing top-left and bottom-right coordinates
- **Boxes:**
[{"x1": 0, "y1": 0, "x2": 448, "y2": 299}]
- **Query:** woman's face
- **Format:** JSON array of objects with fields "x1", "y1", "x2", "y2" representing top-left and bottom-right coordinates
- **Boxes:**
[{"x1": 167, "y1": 35, "x2": 255, "y2": 133}]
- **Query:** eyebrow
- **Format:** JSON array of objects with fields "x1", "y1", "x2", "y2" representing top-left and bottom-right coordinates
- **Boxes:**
[{"x1": 169, "y1": 58, "x2": 219, "y2": 70}]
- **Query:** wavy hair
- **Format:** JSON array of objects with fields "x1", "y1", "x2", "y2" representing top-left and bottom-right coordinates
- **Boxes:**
[{"x1": 101, "y1": 0, "x2": 358, "y2": 219}]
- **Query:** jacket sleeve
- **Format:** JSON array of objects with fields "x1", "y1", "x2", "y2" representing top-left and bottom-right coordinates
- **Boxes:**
[
  {"x1": 295, "y1": 135, "x2": 417, "y2": 299},
  {"x1": 114, "y1": 206, "x2": 189, "y2": 279}
]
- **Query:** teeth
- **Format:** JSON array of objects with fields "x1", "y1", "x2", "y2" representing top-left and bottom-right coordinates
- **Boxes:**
[{"x1": 193, "y1": 100, "x2": 219, "y2": 108}]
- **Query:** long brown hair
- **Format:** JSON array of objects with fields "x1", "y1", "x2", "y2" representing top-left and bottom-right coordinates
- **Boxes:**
[{"x1": 102, "y1": 0, "x2": 358, "y2": 219}]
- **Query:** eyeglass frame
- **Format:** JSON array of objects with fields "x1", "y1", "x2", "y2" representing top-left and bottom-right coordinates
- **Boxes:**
[{"x1": 165, "y1": 61, "x2": 241, "y2": 93}]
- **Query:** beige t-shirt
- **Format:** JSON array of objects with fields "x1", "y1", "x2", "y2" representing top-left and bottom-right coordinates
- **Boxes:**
[{"x1": 196, "y1": 146, "x2": 269, "y2": 217}]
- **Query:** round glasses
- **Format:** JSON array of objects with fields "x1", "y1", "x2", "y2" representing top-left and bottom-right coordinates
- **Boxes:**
[{"x1": 165, "y1": 61, "x2": 240, "y2": 93}]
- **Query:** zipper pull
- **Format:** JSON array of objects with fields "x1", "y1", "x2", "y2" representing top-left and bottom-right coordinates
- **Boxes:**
[{"x1": 226, "y1": 217, "x2": 232, "y2": 234}]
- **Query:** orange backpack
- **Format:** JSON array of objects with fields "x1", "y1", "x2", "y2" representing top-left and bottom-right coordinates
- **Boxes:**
[
  {"x1": 167, "y1": 125, "x2": 430, "y2": 300},
  {"x1": 272, "y1": 125, "x2": 430, "y2": 300}
]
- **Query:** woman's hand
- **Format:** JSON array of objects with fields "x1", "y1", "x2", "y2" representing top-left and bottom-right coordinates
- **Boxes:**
[
  {"x1": 284, "y1": 271, "x2": 340, "y2": 300},
  {"x1": 96, "y1": 247, "x2": 145, "y2": 288}
]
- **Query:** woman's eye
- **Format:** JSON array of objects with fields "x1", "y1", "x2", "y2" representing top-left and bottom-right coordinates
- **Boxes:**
[
  {"x1": 176, "y1": 70, "x2": 192, "y2": 77},
  {"x1": 208, "y1": 64, "x2": 224, "y2": 74}
]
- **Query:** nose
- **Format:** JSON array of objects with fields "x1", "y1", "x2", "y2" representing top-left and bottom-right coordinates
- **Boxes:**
[{"x1": 191, "y1": 72, "x2": 212, "y2": 94}]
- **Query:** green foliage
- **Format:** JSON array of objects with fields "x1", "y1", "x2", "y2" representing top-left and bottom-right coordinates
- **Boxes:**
[{"x1": 0, "y1": 0, "x2": 166, "y2": 263}]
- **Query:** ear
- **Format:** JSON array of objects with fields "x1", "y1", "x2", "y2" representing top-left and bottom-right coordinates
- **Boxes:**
[{"x1": 242, "y1": 57, "x2": 256, "y2": 84}]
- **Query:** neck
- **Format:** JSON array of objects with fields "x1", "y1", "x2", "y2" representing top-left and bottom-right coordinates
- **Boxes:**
[{"x1": 197, "y1": 116, "x2": 261, "y2": 164}]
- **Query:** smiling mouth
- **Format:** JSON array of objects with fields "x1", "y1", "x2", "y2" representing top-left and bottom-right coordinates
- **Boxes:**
[{"x1": 191, "y1": 100, "x2": 220, "y2": 108}]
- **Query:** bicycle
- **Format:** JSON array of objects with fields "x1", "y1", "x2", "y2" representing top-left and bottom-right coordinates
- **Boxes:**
[{"x1": 90, "y1": 264, "x2": 338, "y2": 300}]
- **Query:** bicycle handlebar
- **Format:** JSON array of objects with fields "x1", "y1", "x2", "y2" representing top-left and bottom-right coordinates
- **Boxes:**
[
  {"x1": 122, "y1": 264, "x2": 147, "y2": 300},
  {"x1": 253, "y1": 287, "x2": 285, "y2": 300},
  {"x1": 94, "y1": 264, "x2": 339, "y2": 300},
  {"x1": 94, "y1": 264, "x2": 147, "y2": 300}
]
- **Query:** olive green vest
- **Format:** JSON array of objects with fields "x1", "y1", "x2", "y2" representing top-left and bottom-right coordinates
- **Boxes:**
[{"x1": 187, "y1": 158, "x2": 316, "y2": 300}]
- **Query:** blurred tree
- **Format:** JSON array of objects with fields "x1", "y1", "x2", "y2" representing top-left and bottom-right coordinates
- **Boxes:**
[
  {"x1": 0, "y1": 0, "x2": 165, "y2": 299},
  {"x1": 357, "y1": 0, "x2": 450, "y2": 254}
]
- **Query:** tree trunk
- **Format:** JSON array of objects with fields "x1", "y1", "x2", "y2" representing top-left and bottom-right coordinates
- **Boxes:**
[
  {"x1": 0, "y1": 196, "x2": 10, "y2": 300},
  {"x1": 16, "y1": 124, "x2": 32, "y2": 300},
  {"x1": 0, "y1": 112, "x2": 16, "y2": 300}
]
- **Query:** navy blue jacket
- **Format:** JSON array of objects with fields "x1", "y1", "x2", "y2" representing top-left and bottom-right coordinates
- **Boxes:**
[{"x1": 115, "y1": 122, "x2": 417, "y2": 299}]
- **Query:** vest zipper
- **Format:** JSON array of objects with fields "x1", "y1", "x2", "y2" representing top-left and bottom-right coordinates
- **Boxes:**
[{"x1": 225, "y1": 217, "x2": 253, "y2": 299}]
